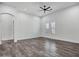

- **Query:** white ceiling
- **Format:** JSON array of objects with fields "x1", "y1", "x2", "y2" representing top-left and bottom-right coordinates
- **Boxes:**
[{"x1": 2, "y1": 2, "x2": 79, "y2": 17}]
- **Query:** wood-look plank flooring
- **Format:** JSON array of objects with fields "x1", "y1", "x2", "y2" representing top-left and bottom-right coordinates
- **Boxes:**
[{"x1": 0, "y1": 37, "x2": 79, "y2": 57}]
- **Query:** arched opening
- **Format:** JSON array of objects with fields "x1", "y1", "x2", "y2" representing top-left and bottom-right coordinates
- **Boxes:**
[{"x1": 0, "y1": 13, "x2": 15, "y2": 44}]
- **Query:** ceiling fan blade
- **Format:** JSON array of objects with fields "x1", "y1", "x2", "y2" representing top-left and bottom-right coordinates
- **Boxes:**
[
  {"x1": 46, "y1": 9, "x2": 52, "y2": 11},
  {"x1": 44, "y1": 5, "x2": 46, "y2": 7},
  {"x1": 40, "y1": 7, "x2": 43, "y2": 9},
  {"x1": 44, "y1": 10, "x2": 46, "y2": 13},
  {"x1": 46, "y1": 7, "x2": 50, "y2": 10},
  {"x1": 50, "y1": 9, "x2": 52, "y2": 10}
]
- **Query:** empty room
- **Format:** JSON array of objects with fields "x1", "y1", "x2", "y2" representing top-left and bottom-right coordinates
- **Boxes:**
[{"x1": 0, "y1": 2, "x2": 79, "y2": 57}]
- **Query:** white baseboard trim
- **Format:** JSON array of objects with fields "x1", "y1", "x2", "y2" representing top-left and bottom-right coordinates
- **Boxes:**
[
  {"x1": 1, "y1": 35, "x2": 79, "y2": 44},
  {"x1": 43, "y1": 35, "x2": 79, "y2": 44}
]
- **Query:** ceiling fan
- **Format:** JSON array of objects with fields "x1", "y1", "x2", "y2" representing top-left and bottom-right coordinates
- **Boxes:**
[{"x1": 40, "y1": 5, "x2": 52, "y2": 13}]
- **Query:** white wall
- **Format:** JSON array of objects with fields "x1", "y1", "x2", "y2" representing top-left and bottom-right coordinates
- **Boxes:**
[
  {"x1": 14, "y1": 12, "x2": 40, "y2": 40},
  {"x1": 41, "y1": 5, "x2": 79, "y2": 43},
  {"x1": 0, "y1": 4, "x2": 40, "y2": 41}
]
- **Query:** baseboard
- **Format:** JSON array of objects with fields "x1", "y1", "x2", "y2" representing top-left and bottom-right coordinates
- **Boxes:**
[
  {"x1": 1, "y1": 35, "x2": 79, "y2": 44},
  {"x1": 43, "y1": 35, "x2": 79, "y2": 44},
  {"x1": 2, "y1": 36, "x2": 41, "y2": 41}
]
